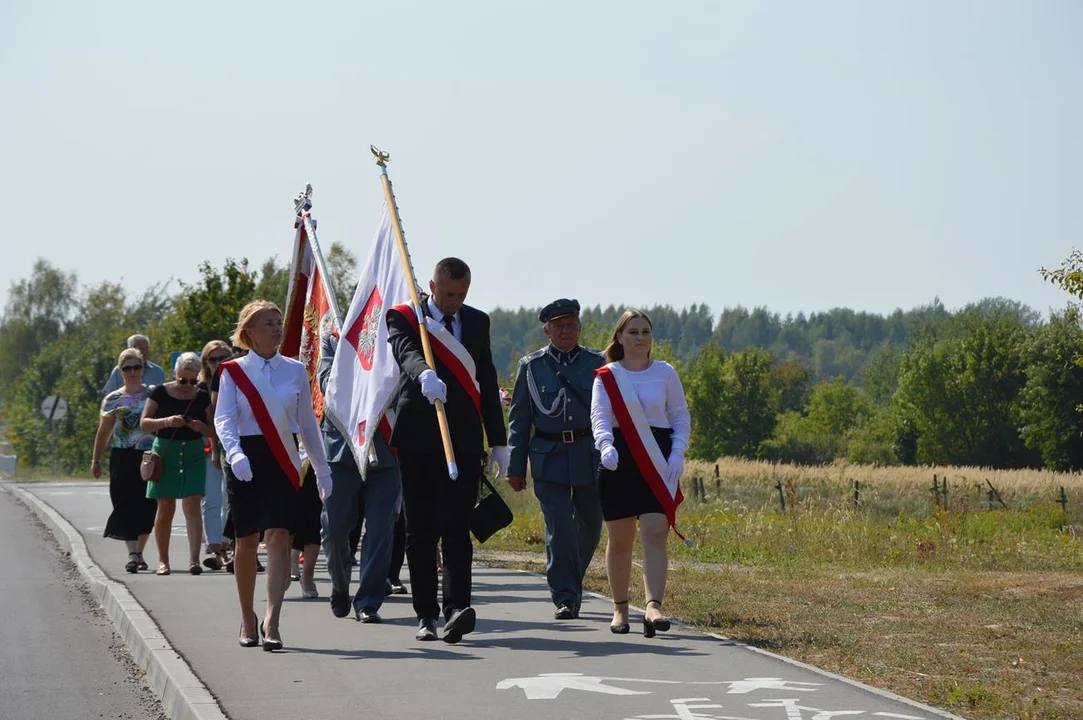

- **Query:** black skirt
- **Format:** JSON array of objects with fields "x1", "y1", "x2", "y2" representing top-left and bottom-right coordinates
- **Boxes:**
[
  {"x1": 227, "y1": 435, "x2": 299, "y2": 538},
  {"x1": 597, "y1": 427, "x2": 673, "y2": 522},
  {"x1": 104, "y1": 448, "x2": 158, "y2": 541},
  {"x1": 292, "y1": 467, "x2": 323, "y2": 549}
]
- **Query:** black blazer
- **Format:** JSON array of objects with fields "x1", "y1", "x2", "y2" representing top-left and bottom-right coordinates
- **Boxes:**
[{"x1": 386, "y1": 302, "x2": 507, "y2": 457}]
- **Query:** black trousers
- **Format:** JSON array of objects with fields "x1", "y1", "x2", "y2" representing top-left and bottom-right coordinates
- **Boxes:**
[{"x1": 398, "y1": 451, "x2": 481, "y2": 621}]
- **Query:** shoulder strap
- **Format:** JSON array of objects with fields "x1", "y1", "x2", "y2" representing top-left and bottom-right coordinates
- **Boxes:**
[
  {"x1": 542, "y1": 354, "x2": 591, "y2": 409},
  {"x1": 159, "y1": 392, "x2": 200, "y2": 456}
]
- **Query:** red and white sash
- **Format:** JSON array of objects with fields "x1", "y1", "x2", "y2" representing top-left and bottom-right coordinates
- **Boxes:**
[
  {"x1": 221, "y1": 359, "x2": 302, "y2": 491},
  {"x1": 596, "y1": 363, "x2": 688, "y2": 542},
  {"x1": 389, "y1": 304, "x2": 481, "y2": 414}
]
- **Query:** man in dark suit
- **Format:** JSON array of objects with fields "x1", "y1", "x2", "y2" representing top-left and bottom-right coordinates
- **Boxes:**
[{"x1": 386, "y1": 257, "x2": 508, "y2": 643}]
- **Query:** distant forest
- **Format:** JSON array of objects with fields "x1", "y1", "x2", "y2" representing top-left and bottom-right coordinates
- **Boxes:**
[{"x1": 489, "y1": 298, "x2": 1041, "y2": 382}]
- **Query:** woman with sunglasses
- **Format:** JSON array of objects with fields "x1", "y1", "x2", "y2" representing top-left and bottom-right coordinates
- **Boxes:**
[
  {"x1": 92, "y1": 348, "x2": 159, "y2": 573},
  {"x1": 140, "y1": 352, "x2": 214, "y2": 576},
  {"x1": 198, "y1": 340, "x2": 233, "y2": 570}
]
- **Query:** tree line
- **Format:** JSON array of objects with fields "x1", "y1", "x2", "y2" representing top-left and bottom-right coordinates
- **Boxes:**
[{"x1": 3, "y1": 252, "x2": 1081, "y2": 474}]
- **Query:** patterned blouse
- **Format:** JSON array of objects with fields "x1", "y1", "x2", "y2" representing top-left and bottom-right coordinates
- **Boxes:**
[{"x1": 101, "y1": 386, "x2": 155, "y2": 451}]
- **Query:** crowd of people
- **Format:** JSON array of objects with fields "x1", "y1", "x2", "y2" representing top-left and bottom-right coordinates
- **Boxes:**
[{"x1": 90, "y1": 258, "x2": 691, "y2": 650}]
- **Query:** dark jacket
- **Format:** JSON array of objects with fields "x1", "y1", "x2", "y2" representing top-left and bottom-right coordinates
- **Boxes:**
[{"x1": 385, "y1": 303, "x2": 507, "y2": 456}]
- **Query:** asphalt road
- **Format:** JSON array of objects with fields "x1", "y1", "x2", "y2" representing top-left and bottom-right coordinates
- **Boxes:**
[
  {"x1": 0, "y1": 489, "x2": 166, "y2": 720},
  {"x1": 14, "y1": 481, "x2": 959, "y2": 720}
]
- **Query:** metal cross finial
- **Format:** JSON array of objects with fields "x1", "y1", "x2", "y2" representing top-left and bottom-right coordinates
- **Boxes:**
[
  {"x1": 293, "y1": 183, "x2": 313, "y2": 215},
  {"x1": 371, "y1": 145, "x2": 390, "y2": 166}
]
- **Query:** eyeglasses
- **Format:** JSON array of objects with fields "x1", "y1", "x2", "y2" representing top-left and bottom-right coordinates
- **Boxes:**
[
  {"x1": 121, "y1": 365, "x2": 144, "y2": 373},
  {"x1": 176, "y1": 378, "x2": 199, "y2": 386},
  {"x1": 206, "y1": 355, "x2": 230, "y2": 363}
]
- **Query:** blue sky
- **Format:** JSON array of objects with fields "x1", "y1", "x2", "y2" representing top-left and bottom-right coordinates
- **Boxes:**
[{"x1": 1, "y1": 1, "x2": 1080, "y2": 319}]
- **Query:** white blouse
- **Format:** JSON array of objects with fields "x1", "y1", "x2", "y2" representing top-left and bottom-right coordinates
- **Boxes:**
[
  {"x1": 213, "y1": 351, "x2": 331, "y2": 479},
  {"x1": 590, "y1": 360, "x2": 691, "y2": 455}
]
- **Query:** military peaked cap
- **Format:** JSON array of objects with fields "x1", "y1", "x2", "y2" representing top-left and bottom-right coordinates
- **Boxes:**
[{"x1": 539, "y1": 298, "x2": 581, "y2": 323}]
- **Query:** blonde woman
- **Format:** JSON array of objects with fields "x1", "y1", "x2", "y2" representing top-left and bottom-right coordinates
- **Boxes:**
[
  {"x1": 199, "y1": 340, "x2": 233, "y2": 570},
  {"x1": 91, "y1": 348, "x2": 158, "y2": 573},
  {"x1": 590, "y1": 310, "x2": 690, "y2": 637},
  {"x1": 214, "y1": 300, "x2": 332, "y2": 651},
  {"x1": 140, "y1": 352, "x2": 214, "y2": 576}
]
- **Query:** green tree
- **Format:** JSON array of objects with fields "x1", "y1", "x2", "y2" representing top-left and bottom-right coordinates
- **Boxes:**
[
  {"x1": 253, "y1": 257, "x2": 289, "y2": 310},
  {"x1": 685, "y1": 344, "x2": 728, "y2": 461},
  {"x1": 1018, "y1": 308, "x2": 1083, "y2": 470},
  {"x1": 895, "y1": 315, "x2": 1036, "y2": 468},
  {"x1": 762, "y1": 378, "x2": 872, "y2": 464},
  {"x1": 769, "y1": 358, "x2": 812, "y2": 414},
  {"x1": 859, "y1": 344, "x2": 903, "y2": 407},
  {"x1": 1041, "y1": 249, "x2": 1083, "y2": 300},
  {"x1": 325, "y1": 242, "x2": 359, "y2": 316},
  {"x1": 845, "y1": 409, "x2": 899, "y2": 465},
  {"x1": 0, "y1": 259, "x2": 78, "y2": 397},
  {"x1": 686, "y1": 344, "x2": 776, "y2": 461},
  {"x1": 159, "y1": 259, "x2": 259, "y2": 356}
]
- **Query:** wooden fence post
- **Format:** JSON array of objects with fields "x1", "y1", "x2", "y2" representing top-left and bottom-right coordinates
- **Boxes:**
[{"x1": 985, "y1": 479, "x2": 1008, "y2": 510}]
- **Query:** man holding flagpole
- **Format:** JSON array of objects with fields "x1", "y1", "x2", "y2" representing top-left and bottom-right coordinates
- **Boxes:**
[{"x1": 385, "y1": 257, "x2": 509, "y2": 644}]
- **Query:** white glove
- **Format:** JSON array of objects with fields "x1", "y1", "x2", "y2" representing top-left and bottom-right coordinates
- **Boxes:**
[
  {"x1": 418, "y1": 369, "x2": 447, "y2": 405},
  {"x1": 487, "y1": 446, "x2": 510, "y2": 479},
  {"x1": 316, "y1": 472, "x2": 333, "y2": 502},
  {"x1": 600, "y1": 444, "x2": 619, "y2": 471},
  {"x1": 665, "y1": 452, "x2": 684, "y2": 487},
  {"x1": 231, "y1": 456, "x2": 253, "y2": 482}
]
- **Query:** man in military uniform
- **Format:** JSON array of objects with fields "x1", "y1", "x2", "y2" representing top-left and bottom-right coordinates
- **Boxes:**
[{"x1": 507, "y1": 298, "x2": 605, "y2": 620}]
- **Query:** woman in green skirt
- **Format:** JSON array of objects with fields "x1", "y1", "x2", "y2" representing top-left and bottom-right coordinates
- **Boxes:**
[{"x1": 140, "y1": 352, "x2": 214, "y2": 575}]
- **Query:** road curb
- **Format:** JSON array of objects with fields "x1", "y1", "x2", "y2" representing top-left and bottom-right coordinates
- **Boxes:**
[{"x1": 4, "y1": 483, "x2": 229, "y2": 720}]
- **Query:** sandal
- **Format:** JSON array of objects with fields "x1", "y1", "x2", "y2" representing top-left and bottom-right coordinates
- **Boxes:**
[
  {"x1": 125, "y1": 553, "x2": 139, "y2": 574},
  {"x1": 136, "y1": 553, "x2": 149, "y2": 571},
  {"x1": 610, "y1": 600, "x2": 630, "y2": 634},
  {"x1": 156, "y1": 562, "x2": 171, "y2": 576}
]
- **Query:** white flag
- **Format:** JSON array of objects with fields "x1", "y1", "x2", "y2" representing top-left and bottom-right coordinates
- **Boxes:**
[{"x1": 324, "y1": 205, "x2": 412, "y2": 476}]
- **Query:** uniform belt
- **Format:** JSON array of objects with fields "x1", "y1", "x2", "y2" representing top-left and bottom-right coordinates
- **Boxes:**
[{"x1": 535, "y1": 427, "x2": 592, "y2": 444}]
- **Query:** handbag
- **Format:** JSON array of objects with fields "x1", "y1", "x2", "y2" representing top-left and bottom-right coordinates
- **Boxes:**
[
  {"x1": 140, "y1": 394, "x2": 199, "y2": 482},
  {"x1": 471, "y1": 472, "x2": 513, "y2": 543}
]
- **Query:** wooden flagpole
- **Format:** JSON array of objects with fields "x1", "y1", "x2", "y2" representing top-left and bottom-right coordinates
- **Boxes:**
[{"x1": 371, "y1": 145, "x2": 458, "y2": 480}]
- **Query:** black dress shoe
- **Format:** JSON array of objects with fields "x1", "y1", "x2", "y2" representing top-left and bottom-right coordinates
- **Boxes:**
[
  {"x1": 356, "y1": 607, "x2": 382, "y2": 624},
  {"x1": 330, "y1": 591, "x2": 351, "y2": 619},
  {"x1": 443, "y1": 607, "x2": 476, "y2": 644},
  {"x1": 554, "y1": 603, "x2": 576, "y2": 620},
  {"x1": 390, "y1": 581, "x2": 408, "y2": 595},
  {"x1": 415, "y1": 617, "x2": 438, "y2": 641}
]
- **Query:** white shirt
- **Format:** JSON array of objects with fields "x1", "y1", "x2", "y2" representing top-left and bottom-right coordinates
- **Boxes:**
[
  {"x1": 590, "y1": 360, "x2": 691, "y2": 455},
  {"x1": 213, "y1": 351, "x2": 331, "y2": 479},
  {"x1": 427, "y1": 298, "x2": 461, "y2": 342}
]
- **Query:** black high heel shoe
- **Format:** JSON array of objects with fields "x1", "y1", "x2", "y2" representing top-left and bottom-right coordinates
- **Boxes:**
[
  {"x1": 609, "y1": 600, "x2": 630, "y2": 634},
  {"x1": 643, "y1": 600, "x2": 671, "y2": 638},
  {"x1": 238, "y1": 613, "x2": 259, "y2": 648}
]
